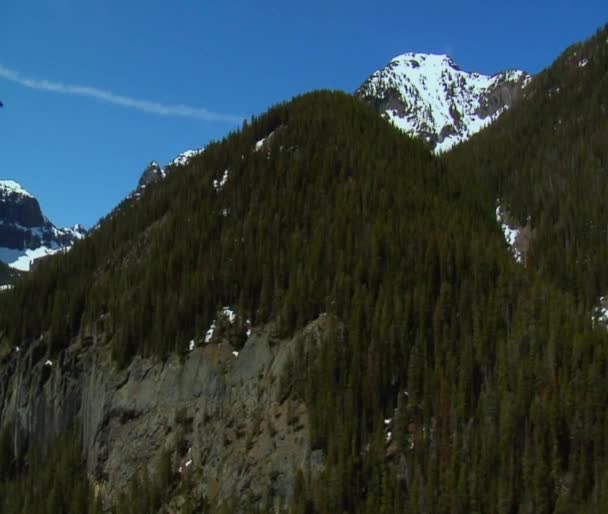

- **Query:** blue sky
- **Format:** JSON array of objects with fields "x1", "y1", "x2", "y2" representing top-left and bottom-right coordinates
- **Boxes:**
[{"x1": 1, "y1": 0, "x2": 606, "y2": 228}]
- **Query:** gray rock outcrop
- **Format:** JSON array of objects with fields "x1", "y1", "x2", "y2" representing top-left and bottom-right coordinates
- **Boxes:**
[{"x1": 0, "y1": 313, "x2": 333, "y2": 510}]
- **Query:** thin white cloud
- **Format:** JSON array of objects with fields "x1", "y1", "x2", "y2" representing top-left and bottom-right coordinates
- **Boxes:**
[{"x1": 0, "y1": 63, "x2": 242, "y2": 124}]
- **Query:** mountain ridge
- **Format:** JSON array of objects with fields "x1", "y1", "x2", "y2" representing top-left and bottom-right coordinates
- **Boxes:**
[
  {"x1": 356, "y1": 52, "x2": 531, "y2": 152},
  {"x1": 0, "y1": 180, "x2": 86, "y2": 272}
]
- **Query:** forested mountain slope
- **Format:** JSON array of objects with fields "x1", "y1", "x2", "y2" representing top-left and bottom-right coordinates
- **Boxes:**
[
  {"x1": 1, "y1": 27, "x2": 608, "y2": 514},
  {"x1": 445, "y1": 24, "x2": 608, "y2": 308}
]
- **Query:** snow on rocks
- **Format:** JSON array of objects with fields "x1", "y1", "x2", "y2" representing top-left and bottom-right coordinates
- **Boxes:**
[
  {"x1": 383, "y1": 417, "x2": 393, "y2": 443},
  {"x1": 222, "y1": 307, "x2": 237, "y2": 323},
  {"x1": 255, "y1": 131, "x2": 274, "y2": 152},
  {"x1": 0, "y1": 180, "x2": 34, "y2": 198},
  {"x1": 204, "y1": 306, "x2": 239, "y2": 344},
  {"x1": 213, "y1": 169, "x2": 230, "y2": 192},
  {"x1": 357, "y1": 52, "x2": 530, "y2": 153},
  {"x1": 170, "y1": 148, "x2": 204, "y2": 167},
  {"x1": 178, "y1": 448, "x2": 194, "y2": 474},
  {"x1": 255, "y1": 136, "x2": 268, "y2": 152},
  {"x1": 593, "y1": 296, "x2": 608, "y2": 328},
  {"x1": 578, "y1": 58, "x2": 589, "y2": 68},
  {"x1": 44, "y1": 360, "x2": 53, "y2": 367},
  {"x1": 496, "y1": 204, "x2": 523, "y2": 263},
  {"x1": 204, "y1": 320, "x2": 217, "y2": 343}
]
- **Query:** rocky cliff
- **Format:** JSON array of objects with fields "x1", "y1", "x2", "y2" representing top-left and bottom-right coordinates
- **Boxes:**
[
  {"x1": 0, "y1": 180, "x2": 86, "y2": 272},
  {"x1": 0, "y1": 310, "x2": 331, "y2": 510}
]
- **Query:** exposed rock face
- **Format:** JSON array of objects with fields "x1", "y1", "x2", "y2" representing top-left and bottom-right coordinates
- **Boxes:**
[
  {"x1": 0, "y1": 180, "x2": 86, "y2": 271},
  {"x1": 0, "y1": 313, "x2": 332, "y2": 509},
  {"x1": 137, "y1": 161, "x2": 166, "y2": 189},
  {"x1": 355, "y1": 53, "x2": 531, "y2": 152},
  {"x1": 132, "y1": 149, "x2": 204, "y2": 199},
  {"x1": 0, "y1": 181, "x2": 45, "y2": 228}
]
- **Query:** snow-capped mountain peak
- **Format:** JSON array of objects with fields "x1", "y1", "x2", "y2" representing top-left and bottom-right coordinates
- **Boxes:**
[
  {"x1": 0, "y1": 180, "x2": 34, "y2": 199},
  {"x1": 356, "y1": 52, "x2": 531, "y2": 152},
  {"x1": 0, "y1": 180, "x2": 86, "y2": 272}
]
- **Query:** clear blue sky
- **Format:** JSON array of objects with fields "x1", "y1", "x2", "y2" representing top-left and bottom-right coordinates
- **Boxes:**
[{"x1": 1, "y1": 0, "x2": 606, "y2": 228}]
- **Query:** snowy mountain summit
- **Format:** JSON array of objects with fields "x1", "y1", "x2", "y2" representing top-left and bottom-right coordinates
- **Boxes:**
[
  {"x1": 0, "y1": 180, "x2": 86, "y2": 271},
  {"x1": 356, "y1": 52, "x2": 531, "y2": 152}
]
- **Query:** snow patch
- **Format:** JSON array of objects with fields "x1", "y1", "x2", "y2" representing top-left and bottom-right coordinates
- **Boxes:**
[
  {"x1": 221, "y1": 306, "x2": 237, "y2": 323},
  {"x1": 44, "y1": 360, "x2": 53, "y2": 367},
  {"x1": 255, "y1": 131, "x2": 274, "y2": 152},
  {"x1": 204, "y1": 321, "x2": 216, "y2": 343},
  {"x1": 213, "y1": 169, "x2": 230, "y2": 192},
  {"x1": 496, "y1": 204, "x2": 522, "y2": 263},
  {"x1": 593, "y1": 297, "x2": 608, "y2": 327},
  {"x1": 170, "y1": 148, "x2": 204, "y2": 167},
  {"x1": 0, "y1": 245, "x2": 68, "y2": 272},
  {"x1": 204, "y1": 307, "x2": 239, "y2": 343},
  {"x1": 578, "y1": 58, "x2": 589, "y2": 68}
]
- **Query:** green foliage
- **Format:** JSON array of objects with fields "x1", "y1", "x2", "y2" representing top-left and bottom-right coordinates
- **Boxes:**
[
  {"x1": 0, "y1": 432, "x2": 100, "y2": 514},
  {"x1": 446, "y1": 23, "x2": 608, "y2": 306}
]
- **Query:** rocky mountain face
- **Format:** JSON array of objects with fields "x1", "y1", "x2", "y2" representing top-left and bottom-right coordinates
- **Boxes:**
[
  {"x1": 137, "y1": 161, "x2": 166, "y2": 189},
  {"x1": 355, "y1": 52, "x2": 531, "y2": 152},
  {"x1": 0, "y1": 181, "x2": 86, "y2": 272},
  {"x1": 132, "y1": 149, "x2": 204, "y2": 199},
  {"x1": 0, "y1": 308, "x2": 330, "y2": 509}
]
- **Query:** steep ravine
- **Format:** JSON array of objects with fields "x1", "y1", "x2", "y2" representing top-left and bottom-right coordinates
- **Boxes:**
[{"x1": 0, "y1": 313, "x2": 332, "y2": 509}]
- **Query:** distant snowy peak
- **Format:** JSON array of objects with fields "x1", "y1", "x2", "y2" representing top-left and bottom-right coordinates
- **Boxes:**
[
  {"x1": 0, "y1": 180, "x2": 34, "y2": 199},
  {"x1": 63, "y1": 223, "x2": 87, "y2": 240},
  {"x1": 356, "y1": 52, "x2": 531, "y2": 152},
  {"x1": 0, "y1": 180, "x2": 86, "y2": 272}
]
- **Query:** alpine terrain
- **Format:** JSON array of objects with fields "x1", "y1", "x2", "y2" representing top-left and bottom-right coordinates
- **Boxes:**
[
  {"x1": 132, "y1": 149, "x2": 204, "y2": 199},
  {"x1": 0, "y1": 180, "x2": 85, "y2": 273},
  {"x1": 0, "y1": 22, "x2": 608, "y2": 514},
  {"x1": 355, "y1": 52, "x2": 531, "y2": 152}
]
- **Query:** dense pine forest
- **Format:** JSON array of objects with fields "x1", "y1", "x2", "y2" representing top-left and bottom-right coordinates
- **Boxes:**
[
  {"x1": 446, "y1": 25, "x2": 608, "y2": 305},
  {"x1": 1, "y1": 25, "x2": 608, "y2": 514}
]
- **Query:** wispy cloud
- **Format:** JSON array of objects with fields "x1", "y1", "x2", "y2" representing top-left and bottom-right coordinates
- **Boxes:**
[{"x1": 0, "y1": 63, "x2": 242, "y2": 124}]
